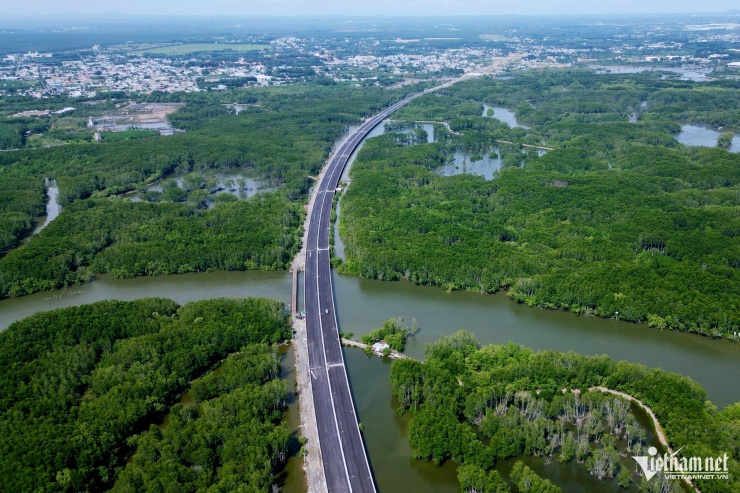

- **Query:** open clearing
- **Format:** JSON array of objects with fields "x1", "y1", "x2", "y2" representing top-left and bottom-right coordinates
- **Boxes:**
[{"x1": 131, "y1": 43, "x2": 271, "y2": 55}]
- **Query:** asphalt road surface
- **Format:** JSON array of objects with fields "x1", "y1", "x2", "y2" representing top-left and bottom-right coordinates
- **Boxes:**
[{"x1": 304, "y1": 92, "x2": 424, "y2": 492}]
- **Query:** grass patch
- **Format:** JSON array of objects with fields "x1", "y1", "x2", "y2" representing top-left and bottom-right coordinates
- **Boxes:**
[
  {"x1": 0, "y1": 79, "x2": 38, "y2": 90},
  {"x1": 53, "y1": 118, "x2": 85, "y2": 130},
  {"x1": 24, "y1": 134, "x2": 67, "y2": 148}
]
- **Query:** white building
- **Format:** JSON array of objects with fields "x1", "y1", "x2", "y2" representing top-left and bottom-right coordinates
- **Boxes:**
[{"x1": 371, "y1": 342, "x2": 390, "y2": 356}]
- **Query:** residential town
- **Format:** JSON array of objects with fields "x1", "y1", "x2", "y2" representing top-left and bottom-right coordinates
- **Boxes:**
[
  {"x1": 2, "y1": 52, "x2": 223, "y2": 97},
  {"x1": 0, "y1": 18, "x2": 737, "y2": 99}
]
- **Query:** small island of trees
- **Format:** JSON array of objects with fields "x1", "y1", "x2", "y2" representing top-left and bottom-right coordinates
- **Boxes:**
[{"x1": 390, "y1": 331, "x2": 740, "y2": 493}]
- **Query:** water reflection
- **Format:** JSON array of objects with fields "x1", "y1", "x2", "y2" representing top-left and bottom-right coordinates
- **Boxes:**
[
  {"x1": 675, "y1": 125, "x2": 740, "y2": 152},
  {"x1": 145, "y1": 170, "x2": 279, "y2": 203},
  {"x1": 482, "y1": 105, "x2": 530, "y2": 129},
  {"x1": 345, "y1": 350, "x2": 461, "y2": 493},
  {"x1": 0, "y1": 270, "x2": 292, "y2": 332},
  {"x1": 278, "y1": 345, "x2": 307, "y2": 493},
  {"x1": 4, "y1": 101, "x2": 739, "y2": 493},
  {"x1": 32, "y1": 179, "x2": 61, "y2": 235},
  {"x1": 436, "y1": 149, "x2": 502, "y2": 180},
  {"x1": 333, "y1": 195, "x2": 346, "y2": 260},
  {"x1": 390, "y1": 122, "x2": 436, "y2": 144},
  {"x1": 332, "y1": 272, "x2": 740, "y2": 409},
  {"x1": 340, "y1": 120, "x2": 390, "y2": 182}
]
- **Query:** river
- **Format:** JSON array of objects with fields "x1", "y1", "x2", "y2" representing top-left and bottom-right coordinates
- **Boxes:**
[
  {"x1": 3, "y1": 270, "x2": 736, "y2": 408},
  {"x1": 0, "y1": 270, "x2": 291, "y2": 330}
]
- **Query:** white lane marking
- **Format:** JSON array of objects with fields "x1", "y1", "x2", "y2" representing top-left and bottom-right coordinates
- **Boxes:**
[
  {"x1": 324, "y1": 247, "x2": 378, "y2": 493},
  {"x1": 313, "y1": 191, "x2": 353, "y2": 492},
  {"x1": 304, "y1": 98, "x2": 410, "y2": 493},
  {"x1": 311, "y1": 370, "x2": 317, "y2": 380}
]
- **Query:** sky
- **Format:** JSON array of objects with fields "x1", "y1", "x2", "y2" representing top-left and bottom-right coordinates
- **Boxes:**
[{"x1": 7, "y1": 0, "x2": 740, "y2": 17}]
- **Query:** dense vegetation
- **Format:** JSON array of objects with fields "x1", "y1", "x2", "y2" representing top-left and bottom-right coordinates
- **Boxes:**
[
  {"x1": 510, "y1": 462, "x2": 561, "y2": 493},
  {"x1": 0, "y1": 196, "x2": 301, "y2": 296},
  {"x1": 111, "y1": 344, "x2": 290, "y2": 492},
  {"x1": 458, "y1": 464, "x2": 512, "y2": 493},
  {"x1": 718, "y1": 132, "x2": 734, "y2": 149},
  {"x1": 0, "y1": 84, "x2": 424, "y2": 297},
  {"x1": 391, "y1": 331, "x2": 740, "y2": 493},
  {"x1": 340, "y1": 70, "x2": 740, "y2": 336},
  {"x1": 424, "y1": 70, "x2": 740, "y2": 130},
  {"x1": 0, "y1": 168, "x2": 46, "y2": 252},
  {"x1": 1, "y1": 85, "x2": 411, "y2": 208},
  {"x1": 0, "y1": 297, "x2": 291, "y2": 492},
  {"x1": 458, "y1": 461, "x2": 563, "y2": 493}
]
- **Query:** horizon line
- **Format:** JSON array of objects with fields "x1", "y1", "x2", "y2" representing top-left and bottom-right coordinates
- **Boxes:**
[{"x1": 2, "y1": 11, "x2": 740, "y2": 19}]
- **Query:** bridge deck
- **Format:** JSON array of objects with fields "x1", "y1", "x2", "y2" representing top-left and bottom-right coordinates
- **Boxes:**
[{"x1": 303, "y1": 94, "x2": 421, "y2": 492}]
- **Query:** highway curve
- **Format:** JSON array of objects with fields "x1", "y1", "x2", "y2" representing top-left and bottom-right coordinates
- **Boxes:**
[{"x1": 303, "y1": 91, "x2": 425, "y2": 492}]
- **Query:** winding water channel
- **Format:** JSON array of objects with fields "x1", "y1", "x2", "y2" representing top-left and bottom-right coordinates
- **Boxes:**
[
  {"x1": 1, "y1": 116, "x2": 739, "y2": 492},
  {"x1": 31, "y1": 179, "x2": 61, "y2": 235}
]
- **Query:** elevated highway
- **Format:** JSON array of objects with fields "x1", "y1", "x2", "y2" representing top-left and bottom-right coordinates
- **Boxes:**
[{"x1": 303, "y1": 92, "x2": 424, "y2": 492}]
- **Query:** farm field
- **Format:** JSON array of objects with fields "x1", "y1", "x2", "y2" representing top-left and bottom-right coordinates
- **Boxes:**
[{"x1": 131, "y1": 43, "x2": 271, "y2": 55}]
